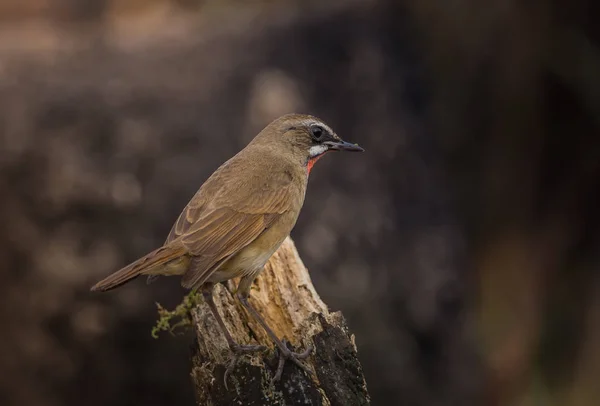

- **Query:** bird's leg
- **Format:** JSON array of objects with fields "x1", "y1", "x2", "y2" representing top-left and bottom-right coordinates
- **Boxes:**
[
  {"x1": 236, "y1": 290, "x2": 314, "y2": 381},
  {"x1": 201, "y1": 283, "x2": 266, "y2": 388}
]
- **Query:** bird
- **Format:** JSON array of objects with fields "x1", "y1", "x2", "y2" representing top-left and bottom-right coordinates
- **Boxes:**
[{"x1": 90, "y1": 113, "x2": 364, "y2": 384}]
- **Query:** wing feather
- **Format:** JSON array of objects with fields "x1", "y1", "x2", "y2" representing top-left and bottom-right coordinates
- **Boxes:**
[
  {"x1": 180, "y1": 211, "x2": 268, "y2": 288},
  {"x1": 162, "y1": 149, "x2": 304, "y2": 290}
]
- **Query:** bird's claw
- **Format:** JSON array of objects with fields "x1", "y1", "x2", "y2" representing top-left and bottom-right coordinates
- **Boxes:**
[
  {"x1": 223, "y1": 343, "x2": 266, "y2": 390},
  {"x1": 273, "y1": 339, "x2": 314, "y2": 382}
]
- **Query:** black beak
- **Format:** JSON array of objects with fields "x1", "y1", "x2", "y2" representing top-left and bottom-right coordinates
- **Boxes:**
[{"x1": 323, "y1": 140, "x2": 365, "y2": 152}]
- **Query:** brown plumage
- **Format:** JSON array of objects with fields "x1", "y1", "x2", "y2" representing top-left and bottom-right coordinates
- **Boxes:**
[
  {"x1": 90, "y1": 113, "x2": 363, "y2": 384},
  {"x1": 90, "y1": 243, "x2": 188, "y2": 291}
]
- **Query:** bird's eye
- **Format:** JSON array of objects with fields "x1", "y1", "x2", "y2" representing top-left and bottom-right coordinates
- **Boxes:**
[{"x1": 310, "y1": 125, "x2": 325, "y2": 141}]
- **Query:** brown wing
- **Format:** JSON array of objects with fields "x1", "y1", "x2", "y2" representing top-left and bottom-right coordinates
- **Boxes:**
[
  {"x1": 179, "y1": 208, "x2": 278, "y2": 288},
  {"x1": 164, "y1": 190, "x2": 206, "y2": 244},
  {"x1": 165, "y1": 153, "x2": 302, "y2": 289}
]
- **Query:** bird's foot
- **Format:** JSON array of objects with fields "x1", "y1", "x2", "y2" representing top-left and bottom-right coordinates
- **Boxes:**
[
  {"x1": 273, "y1": 339, "x2": 314, "y2": 382},
  {"x1": 224, "y1": 343, "x2": 266, "y2": 389}
]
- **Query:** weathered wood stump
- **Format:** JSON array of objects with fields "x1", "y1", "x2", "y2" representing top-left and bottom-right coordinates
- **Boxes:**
[{"x1": 190, "y1": 237, "x2": 370, "y2": 405}]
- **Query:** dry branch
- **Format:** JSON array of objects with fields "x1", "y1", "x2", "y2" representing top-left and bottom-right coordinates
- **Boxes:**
[{"x1": 190, "y1": 237, "x2": 370, "y2": 405}]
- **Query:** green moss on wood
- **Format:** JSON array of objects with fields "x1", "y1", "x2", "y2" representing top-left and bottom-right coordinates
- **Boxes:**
[{"x1": 151, "y1": 290, "x2": 203, "y2": 339}]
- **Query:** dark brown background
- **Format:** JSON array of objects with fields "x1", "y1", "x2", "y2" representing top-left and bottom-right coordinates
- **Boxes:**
[{"x1": 1, "y1": 1, "x2": 599, "y2": 405}]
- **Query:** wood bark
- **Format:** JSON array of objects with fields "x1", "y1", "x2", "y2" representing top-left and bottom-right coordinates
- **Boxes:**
[{"x1": 190, "y1": 237, "x2": 370, "y2": 405}]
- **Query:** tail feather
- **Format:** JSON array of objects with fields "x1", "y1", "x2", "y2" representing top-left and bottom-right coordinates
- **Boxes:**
[{"x1": 90, "y1": 244, "x2": 187, "y2": 292}]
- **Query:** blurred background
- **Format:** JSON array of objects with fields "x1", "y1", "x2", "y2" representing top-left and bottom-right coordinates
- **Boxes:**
[{"x1": 1, "y1": 0, "x2": 599, "y2": 405}]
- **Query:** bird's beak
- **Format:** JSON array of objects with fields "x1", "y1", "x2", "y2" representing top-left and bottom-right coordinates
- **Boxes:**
[{"x1": 323, "y1": 139, "x2": 365, "y2": 152}]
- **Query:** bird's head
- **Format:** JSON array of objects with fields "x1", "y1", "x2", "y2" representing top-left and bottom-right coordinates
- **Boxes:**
[{"x1": 253, "y1": 113, "x2": 364, "y2": 174}]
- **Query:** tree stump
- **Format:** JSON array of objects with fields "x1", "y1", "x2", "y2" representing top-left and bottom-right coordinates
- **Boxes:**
[{"x1": 190, "y1": 237, "x2": 370, "y2": 405}]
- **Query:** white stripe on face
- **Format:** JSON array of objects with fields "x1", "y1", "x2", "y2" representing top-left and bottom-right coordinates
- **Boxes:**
[
  {"x1": 309, "y1": 144, "x2": 328, "y2": 158},
  {"x1": 300, "y1": 118, "x2": 335, "y2": 136}
]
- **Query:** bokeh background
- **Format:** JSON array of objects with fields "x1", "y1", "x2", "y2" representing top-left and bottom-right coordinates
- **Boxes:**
[{"x1": 1, "y1": 1, "x2": 599, "y2": 405}]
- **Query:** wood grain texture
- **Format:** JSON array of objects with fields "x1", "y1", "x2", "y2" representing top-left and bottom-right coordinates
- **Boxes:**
[{"x1": 190, "y1": 237, "x2": 370, "y2": 405}]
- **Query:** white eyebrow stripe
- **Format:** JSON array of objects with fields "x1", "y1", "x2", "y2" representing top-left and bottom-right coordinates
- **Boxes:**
[{"x1": 302, "y1": 119, "x2": 334, "y2": 136}]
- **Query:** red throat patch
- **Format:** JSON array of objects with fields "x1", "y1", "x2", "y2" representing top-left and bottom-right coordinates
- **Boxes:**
[{"x1": 307, "y1": 152, "x2": 328, "y2": 175}]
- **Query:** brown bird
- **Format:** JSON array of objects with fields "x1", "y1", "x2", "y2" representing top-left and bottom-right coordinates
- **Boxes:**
[{"x1": 91, "y1": 113, "x2": 363, "y2": 383}]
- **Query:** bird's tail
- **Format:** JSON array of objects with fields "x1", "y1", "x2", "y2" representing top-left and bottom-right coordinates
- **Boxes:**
[{"x1": 90, "y1": 244, "x2": 188, "y2": 292}]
